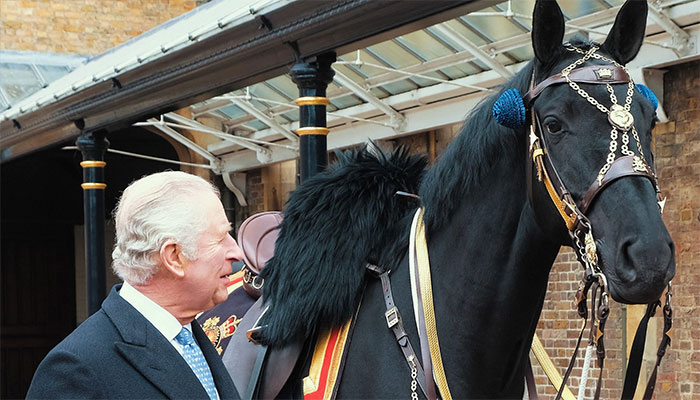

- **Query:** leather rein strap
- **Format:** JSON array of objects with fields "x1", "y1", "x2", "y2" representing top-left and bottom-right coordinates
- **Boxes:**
[
  {"x1": 365, "y1": 206, "x2": 451, "y2": 400},
  {"x1": 366, "y1": 263, "x2": 432, "y2": 399}
]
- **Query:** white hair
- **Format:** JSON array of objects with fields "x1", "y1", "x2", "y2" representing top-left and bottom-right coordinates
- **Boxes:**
[{"x1": 111, "y1": 171, "x2": 220, "y2": 285}]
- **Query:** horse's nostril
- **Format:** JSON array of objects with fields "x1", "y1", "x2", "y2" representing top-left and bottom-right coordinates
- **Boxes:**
[
  {"x1": 619, "y1": 240, "x2": 638, "y2": 282},
  {"x1": 664, "y1": 241, "x2": 676, "y2": 281},
  {"x1": 619, "y1": 237, "x2": 674, "y2": 283}
]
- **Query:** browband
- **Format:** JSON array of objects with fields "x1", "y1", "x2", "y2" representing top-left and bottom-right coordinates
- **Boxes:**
[{"x1": 523, "y1": 65, "x2": 631, "y2": 107}]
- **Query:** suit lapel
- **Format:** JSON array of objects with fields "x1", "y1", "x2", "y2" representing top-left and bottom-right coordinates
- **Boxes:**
[
  {"x1": 193, "y1": 322, "x2": 239, "y2": 399},
  {"x1": 103, "y1": 285, "x2": 209, "y2": 399}
]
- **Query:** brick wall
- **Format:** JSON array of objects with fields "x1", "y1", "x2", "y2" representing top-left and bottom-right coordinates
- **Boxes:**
[
  {"x1": 534, "y1": 60, "x2": 700, "y2": 399},
  {"x1": 652, "y1": 59, "x2": 700, "y2": 398},
  {"x1": 0, "y1": 0, "x2": 196, "y2": 54}
]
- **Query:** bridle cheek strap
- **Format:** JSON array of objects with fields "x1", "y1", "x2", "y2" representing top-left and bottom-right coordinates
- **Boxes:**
[
  {"x1": 531, "y1": 120, "x2": 661, "y2": 231},
  {"x1": 529, "y1": 112, "x2": 580, "y2": 231}
]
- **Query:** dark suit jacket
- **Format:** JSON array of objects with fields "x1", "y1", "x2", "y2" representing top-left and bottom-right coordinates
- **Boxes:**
[{"x1": 26, "y1": 284, "x2": 240, "y2": 399}]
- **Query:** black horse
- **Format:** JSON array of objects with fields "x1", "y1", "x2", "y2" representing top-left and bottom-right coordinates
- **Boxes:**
[{"x1": 250, "y1": 1, "x2": 675, "y2": 398}]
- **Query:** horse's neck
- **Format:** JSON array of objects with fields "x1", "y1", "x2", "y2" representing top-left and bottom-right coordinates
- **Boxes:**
[{"x1": 426, "y1": 156, "x2": 561, "y2": 396}]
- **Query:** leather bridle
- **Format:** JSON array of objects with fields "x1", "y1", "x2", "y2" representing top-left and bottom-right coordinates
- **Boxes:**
[
  {"x1": 523, "y1": 46, "x2": 673, "y2": 400},
  {"x1": 525, "y1": 64, "x2": 663, "y2": 234}
]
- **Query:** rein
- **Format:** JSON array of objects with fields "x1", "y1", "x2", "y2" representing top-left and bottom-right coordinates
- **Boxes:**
[{"x1": 521, "y1": 45, "x2": 673, "y2": 400}]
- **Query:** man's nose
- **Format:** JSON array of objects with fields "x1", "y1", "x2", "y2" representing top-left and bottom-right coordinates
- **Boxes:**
[{"x1": 227, "y1": 234, "x2": 244, "y2": 262}]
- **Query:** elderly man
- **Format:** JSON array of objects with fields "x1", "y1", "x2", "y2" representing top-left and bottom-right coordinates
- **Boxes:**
[{"x1": 27, "y1": 171, "x2": 244, "y2": 399}]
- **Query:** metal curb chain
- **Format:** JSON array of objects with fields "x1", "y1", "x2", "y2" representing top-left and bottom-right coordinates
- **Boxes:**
[{"x1": 410, "y1": 362, "x2": 419, "y2": 400}]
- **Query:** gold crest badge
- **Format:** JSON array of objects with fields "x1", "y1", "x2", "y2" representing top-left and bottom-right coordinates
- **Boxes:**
[{"x1": 202, "y1": 314, "x2": 242, "y2": 355}]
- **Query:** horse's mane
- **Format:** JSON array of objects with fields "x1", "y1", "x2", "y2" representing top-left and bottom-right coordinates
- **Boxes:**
[
  {"x1": 257, "y1": 145, "x2": 427, "y2": 346},
  {"x1": 419, "y1": 61, "x2": 535, "y2": 233}
]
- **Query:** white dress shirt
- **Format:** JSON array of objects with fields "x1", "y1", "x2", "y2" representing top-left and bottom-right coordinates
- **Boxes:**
[
  {"x1": 119, "y1": 282, "x2": 220, "y2": 398},
  {"x1": 119, "y1": 281, "x2": 188, "y2": 355}
]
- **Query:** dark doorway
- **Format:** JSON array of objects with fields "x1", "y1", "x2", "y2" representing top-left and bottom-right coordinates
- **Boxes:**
[{"x1": 0, "y1": 126, "x2": 180, "y2": 398}]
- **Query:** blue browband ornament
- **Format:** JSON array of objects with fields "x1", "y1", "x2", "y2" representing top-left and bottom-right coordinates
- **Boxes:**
[
  {"x1": 492, "y1": 84, "x2": 658, "y2": 130},
  {"x1": 635, "y1": 84, "x2": 658, "y2": 110},
  {"x1": 492, "y1": 88, "x2": 526, "y2": 129}
]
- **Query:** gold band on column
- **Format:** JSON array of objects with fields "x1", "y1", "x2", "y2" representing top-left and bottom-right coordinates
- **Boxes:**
[
  {"x1": 295, "y1": 97, "x2": 330, "y2": 106},
  {"x1": 81, "y1": 183, "x2": 107, "y2": 190},
  {"x1": 297, "y1": 127, "x2": 330, "y2": 136},
  {"x1": 80, "y1": 161, "x2": 106, "y2": 168}
]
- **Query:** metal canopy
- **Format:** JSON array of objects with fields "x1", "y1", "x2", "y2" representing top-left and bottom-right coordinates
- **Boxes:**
[
  {"x1": 0, "y1": 0, "x2": 495, "y2": 162},
  {"x1": 161, "y1": 0, "x2": 700, "y2": 174},
  {"x1": 1, "y1": 0, "x2": 698, "y2": 170}
]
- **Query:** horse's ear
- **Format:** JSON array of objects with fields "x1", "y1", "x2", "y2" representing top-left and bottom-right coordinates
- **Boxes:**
[
  {"x1": 532, "y1": 0, "x2": 565, "y2": 66},
  {"x1": 602, "y1": 0, "x2": 648, "y2": 64}
]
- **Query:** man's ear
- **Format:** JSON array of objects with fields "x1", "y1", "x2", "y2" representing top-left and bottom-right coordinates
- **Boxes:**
[{"x1": 160, "y1": 240, "x2": 186, "y2": 278}]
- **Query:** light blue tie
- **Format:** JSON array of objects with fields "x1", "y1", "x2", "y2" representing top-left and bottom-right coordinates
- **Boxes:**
[{"x1": 175, "y1": 327, "x2": 218, "y2": 400}]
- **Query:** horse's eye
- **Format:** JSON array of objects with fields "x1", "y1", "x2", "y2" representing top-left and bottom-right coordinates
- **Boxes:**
[{"x1": 545, "y1": 120, "x2": 562, "y2": 134}]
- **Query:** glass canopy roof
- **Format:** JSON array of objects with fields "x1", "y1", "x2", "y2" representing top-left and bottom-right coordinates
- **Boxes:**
[
  {"x1": 184, "y1": 0, "x2": 680, "y2": 157},
  {"x1": 0, "y1": 51, "x2": 87, "y2": 111},
  {"x1": 143, "y1": 0, "x2": 699, "y2": 172}
]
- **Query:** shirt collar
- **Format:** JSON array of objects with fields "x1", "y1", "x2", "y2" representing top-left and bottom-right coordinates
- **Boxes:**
[{"x1": 119, "y1": 281, "x2": 187, "y2": 341}]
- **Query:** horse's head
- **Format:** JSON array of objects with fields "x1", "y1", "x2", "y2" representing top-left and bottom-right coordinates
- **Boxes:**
[{"x1": 524, "y1": 0, "x2": 675, "y2": 304}]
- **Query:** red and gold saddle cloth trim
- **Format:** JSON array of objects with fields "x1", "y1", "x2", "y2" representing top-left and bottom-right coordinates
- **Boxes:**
[{"x1": 303, "y1": 318, "x2": 353, "y2": 400}]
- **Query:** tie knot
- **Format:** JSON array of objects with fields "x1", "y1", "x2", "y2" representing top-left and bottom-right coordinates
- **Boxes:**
[{"x1": 175, "y1": 327, "x2": 195, "y2": 346}]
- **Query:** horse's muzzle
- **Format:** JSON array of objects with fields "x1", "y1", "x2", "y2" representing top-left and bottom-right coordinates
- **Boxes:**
[{"x1": 607, "y1": 236, "x2": 675, "y2": 304}]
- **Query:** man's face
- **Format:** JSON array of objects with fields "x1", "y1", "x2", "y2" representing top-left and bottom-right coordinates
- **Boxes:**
[{"x1": 181, "y1": 191, "x2": 243, "y2": 313}]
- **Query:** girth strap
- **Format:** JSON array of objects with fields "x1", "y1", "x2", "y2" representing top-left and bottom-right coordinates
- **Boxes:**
[
  {"x1": 409, "y1": 209, "x2": 438, "y2": 400},
  {"x1": 366, "y1": 264, "x2": 431, "y2": 399}
]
